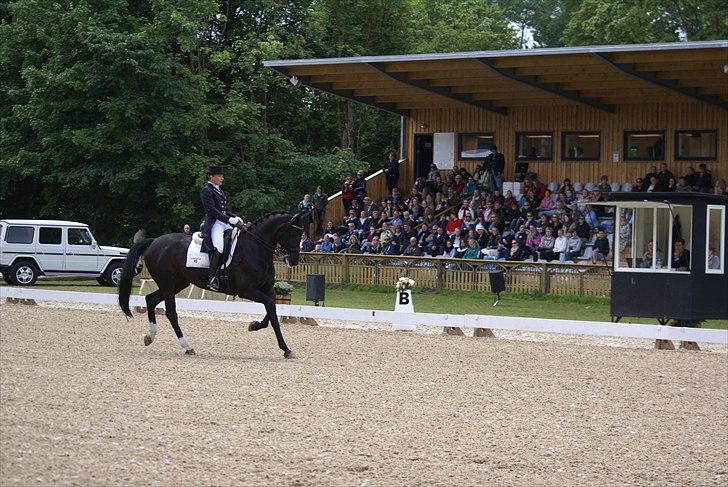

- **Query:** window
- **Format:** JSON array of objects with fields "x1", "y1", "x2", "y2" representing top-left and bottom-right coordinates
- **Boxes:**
[
  {"x1": 459, "y1": 133, "x2": 494, "y2": 159},
  {"x1": 615, "y1": 203, "x2": 691, "y2": 273},
  {"x1": 675, "y1": 130, "x2": 717, "y2": 160},
  {"x1": 624, "y1": 131, "x2": 664, "y2": 161},
  {"x1": 68, "y1": 228, "x2": 92, "y2": 246},
  {"x1": 5, "y1": 226, "x2": 34, "y2": 244},
  {"x1": 562, "y1": 132, "x2": 600, "y2": 161},
  {"x1": 39, "y1": 227, "x2": 62, "y2": 245},
  {"x1": 706, "y1": 205, "x2": 724, "y2": 274},
  {"x1": 516, "y1": 132, "x2": 553, "y2": 161}
]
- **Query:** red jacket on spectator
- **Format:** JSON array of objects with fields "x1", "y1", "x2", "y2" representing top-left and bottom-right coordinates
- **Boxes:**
[
  {"x1": 445, "y1": 217, "x2": 463, "y2": 234},
  {"x1": 342, "y1": 182, "x2": 355, "y2": 202},
  {"x1": 451, "y1": 182, "x2": 464, "y2": 195}
]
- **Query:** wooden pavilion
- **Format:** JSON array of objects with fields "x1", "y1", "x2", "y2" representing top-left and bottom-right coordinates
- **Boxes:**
[{"x1": 265, "y1": 41, "x2": 727, "y2": 222}]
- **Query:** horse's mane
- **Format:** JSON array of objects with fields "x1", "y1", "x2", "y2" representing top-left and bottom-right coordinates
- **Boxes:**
[{"x1": 247, "y1": 211, "x2": 293, "y2": 231}]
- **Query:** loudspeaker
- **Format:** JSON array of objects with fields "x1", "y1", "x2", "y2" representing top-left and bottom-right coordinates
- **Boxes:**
[
  {"x1": 489, "y1": 271, "x2": 505, "y2": 294},
  {"x1": 306, "y1": 274, "x2": 325, "y2": 302}
]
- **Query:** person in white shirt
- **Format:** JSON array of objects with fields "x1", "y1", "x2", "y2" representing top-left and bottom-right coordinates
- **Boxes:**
[{"x1": 553, "y1": 228, "x2": 570, "y2": 262}]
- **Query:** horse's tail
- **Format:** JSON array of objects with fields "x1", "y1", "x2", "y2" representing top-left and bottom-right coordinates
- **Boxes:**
[{"x1": 118, "y1": 238, "x2": 155, "y2": 318}]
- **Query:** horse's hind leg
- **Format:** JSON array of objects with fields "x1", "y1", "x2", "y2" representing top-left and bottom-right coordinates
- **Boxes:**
[{"x1": 144, "y1": 290, "x2": 164, "y2": 346}]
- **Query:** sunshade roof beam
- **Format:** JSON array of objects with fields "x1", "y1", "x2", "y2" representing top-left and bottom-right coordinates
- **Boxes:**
[
  {"x1": 271, "y1": 68, "x2": 409, "y2": 117},
  {"x1": 474, "y1": 58, "x2": 615, "y2": 113},
  {"x1": 367, "y1": 62, "x2": 508, "y2": 116},
  {"x1": 593, "y1": 52, "x2": 728, "y2": 111}
]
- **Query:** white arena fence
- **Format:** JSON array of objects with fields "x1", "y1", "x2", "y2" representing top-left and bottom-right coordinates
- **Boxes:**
[{"x1": 1, "y1": 287, "x2": 727, "y2": 345}]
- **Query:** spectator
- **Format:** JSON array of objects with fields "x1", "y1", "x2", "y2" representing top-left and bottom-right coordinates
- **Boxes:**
[
  {"x1": 714, "y1": 179, "x2": 727, "y2": 196},
  {"x1": 441, "y1": 240, "x2": 457, "y2": 258},
  {"x1": 342, "y1": 223, "x2": 359, "y2": 245},
  {"x1": 632, "y1": 177, "x2": 644, "y2": 192},
  {"x1": 644, "y1": 165, "x2": 658, "y2": 188},
  {"x1": 362, "y1": 235, "x2": 382, "y2": 254},
  {"x1": 182, "y1": 224, "x2": 191, "y2": 235},
  {"x1": 537, "y1": 227, "x2": 556, "y2": 262},
  {"x1": 485, "y1": 145, "x2": 505, "y2": 191},
  {"x1": 332, "y1": 235, "x2": 345, "y2": 253},
  {"x1": 427, "y1": 163, "x2": 440, "y2": 184},
  {"x1": 566, "y1": 229, "x2": 583, "y2": 261},
  {"x1": 694, "y1": 163, "x2": 711, "y2": 193},
  {"x1": 339, "y1": 235, "x2": 362, "y2": 254},
  {"x1": 381, "y1": 234, "x2": 400, "y2": 255},
  {"x1": 639, "y1": 240, "x2": 663, "y2": 268},
  {"x1": 671, "y1": 238, "x2": 690, "y2": 271},
  {"x1": 363, "y1": 196, "x2": 378, "y2": 216},
  {"x1": 675, "y1": 177, "x2": 691, "y2": 192},
  {"x1": 353, "y1": 169, "x2": 367, "y2": 204},
  {"x1": 383, "y1": 152, "x2": 399, "y2": 192},
  {"x1": 553, "y1": 228, "x2": 569, "y2": 262},
  {"x1": 451, "y1": 174, "x2": 465, "y2": 195},
  {"x1": 666, "y1": 178, "x2": 677, "y2": 192},
  {"x1": 646, "y1": 175, "x2": 658, "y2": 192},
  {"x1": 597, "y1": 175, "x2": 611, "y2": 193},
  {"x1": 318, "y1": 235, "x2": 334, "y2": 252},
  {"x1": 508, "y1": 240, "x2": 526, "y2": 261},
  {"x1": 313, "y1": 186, "x2": 328, "y2": 237},
  {"x1": 427, "y1": 225, "x2": 448, "y2": 256},
  {"x1": 298, "y1": 193, "x2": 313, "y2": 232},
  {"x1": 462, "y1": 238, "x2": 482, "y2": 260},
  {"x1": 592, "y1": 229, "x2": 611, "y2": 264},
  {"x1": 341, "y1": 175, "x2": 355, "y2": 213},
  {"x1": 402, "y1": 237, "x2": 422, "y2": 256},
  {"x1": 385, "y1": 187, "x2": 404, "y2": 210},
  {"x1": 357, "y1": 210, "x2": 372, "y2": 230},
  {"x1": 299, "y1": 232, "x2": 314, "y2": 252},
  {"x1": 708, "y1": 247, "x2": 720, "y2": 270},
  {"x1": 537, "y1": 190, "x2": 554, "y2": 217},
  {"x1": 618, "y1": 216, "x2": 631, "y2": 252}
]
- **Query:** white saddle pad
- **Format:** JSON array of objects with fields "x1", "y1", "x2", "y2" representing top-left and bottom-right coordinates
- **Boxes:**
[{"x1": 186, "y1": 230, "x2": 240, "y2": 269}]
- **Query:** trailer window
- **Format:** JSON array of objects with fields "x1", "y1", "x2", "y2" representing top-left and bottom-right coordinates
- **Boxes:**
[{"x1": 706, "y1": 205, "x2": 724, "y2": 274}]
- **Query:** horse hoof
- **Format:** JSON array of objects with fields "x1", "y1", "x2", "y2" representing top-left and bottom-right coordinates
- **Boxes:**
[
  {"x1": 284, "y1": 349, "x2": 297, "y2": 360},
  {"x1": 248, "y1": 321, "x2": 264, "y2": 331},
  {"x1": 143, "y1": 335, "x2": 153, "y2": 346},
  {"x1": 185, "y1": 349, "x2": 196, "y2": 355}
]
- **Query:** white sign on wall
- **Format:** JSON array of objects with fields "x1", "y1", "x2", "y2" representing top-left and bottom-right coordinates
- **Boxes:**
[{"x1": 433, "y1": 132, "x2": 455, "y2": 169}]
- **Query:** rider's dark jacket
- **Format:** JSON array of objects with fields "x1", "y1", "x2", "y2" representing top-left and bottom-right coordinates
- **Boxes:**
[{"x1": 200, "y1": 182, "x2": 234, "y2": 253}]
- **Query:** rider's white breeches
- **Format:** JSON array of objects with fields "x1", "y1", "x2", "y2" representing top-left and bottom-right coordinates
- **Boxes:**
[{"x1": 211, "y1": 220, "x2": 230, "y2": 253}]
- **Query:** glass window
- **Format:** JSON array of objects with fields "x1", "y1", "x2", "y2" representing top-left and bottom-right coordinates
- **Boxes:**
[
  {"x1": 5, "y1": 226, "x2": 34, "y2": 244},
  {"x1": 624, "y1": 131, "x2": 664, "y2": 161},
  {"x1": 615, "y1": 204, "x2": 690, "y2": 273},
  {"x1": 706, "y1": 205, "x2": 724, "y2": 273},
  {"x1": 68, "y1": 228, "x2": 92, "y2": 246},
  {"x1": 562, "y1": 132, "x2": 600, "y2": 161},
  {"x1": 39, "y1": 227, "x2": 62, "y2": 245},
  {"x1": 675, "y1": 130, "x2": 717, "y2": 160},
  {"x1": 459, "y1": 133, "x2": 494, "y2": 159},
  {"x1": 516, "y1": 132, "x2": 553, "y2": 160}
]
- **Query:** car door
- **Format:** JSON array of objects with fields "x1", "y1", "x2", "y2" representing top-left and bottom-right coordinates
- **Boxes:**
[
  {"x1": 36, "y1": 226, "x2": 64, "y2": 273},
  {"x1": 64, "y1": 227, "x2": 99, "y2": 274}
]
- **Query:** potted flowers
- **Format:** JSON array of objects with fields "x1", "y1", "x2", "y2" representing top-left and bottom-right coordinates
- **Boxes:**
[
  {"x1": 394, "y1": 277, "x2": 415, "y2": 292},
  {"x1": 273, "y1": 281, "x2": 294, "y2": 305}
]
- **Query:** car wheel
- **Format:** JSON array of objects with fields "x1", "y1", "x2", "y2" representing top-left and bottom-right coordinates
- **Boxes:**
[
  {"x1": 10, "y1": 261, "x2": 39, "y2": 286},
  {"x1": 103, "y1": 262, "x2": 124, "y2": 287}
]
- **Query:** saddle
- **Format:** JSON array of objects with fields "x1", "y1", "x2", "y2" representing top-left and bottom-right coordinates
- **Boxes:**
[{"x1": 188, "y1": 227, "x2": 242, "y2": 295}]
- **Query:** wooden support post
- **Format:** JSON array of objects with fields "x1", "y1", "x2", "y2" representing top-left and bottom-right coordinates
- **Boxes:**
[
  {"x1": 299, "y1": 317, "x2": 319, "y2": 326},
  {"x1": 473, "y1": 328, "x2": 495, "y2": 338},
  {"x1": 679, "y1": 341, "x2": 700, "y2": 351},
  {"x1": 444, "y1": 326, "x2": 464, "y2": 336},
  {"x1": 5, "y1": 297, "x2": 19, "y2": 304}
]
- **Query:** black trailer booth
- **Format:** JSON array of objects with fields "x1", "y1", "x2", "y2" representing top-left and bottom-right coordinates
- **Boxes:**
[{"x1": 604, "y1": 193, "x2": 727, "y2": 324}]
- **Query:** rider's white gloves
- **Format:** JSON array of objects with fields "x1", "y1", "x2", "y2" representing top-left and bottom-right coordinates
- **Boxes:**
[{"x1": 228, "y1": 216, "x2": 242, "y2": 226}]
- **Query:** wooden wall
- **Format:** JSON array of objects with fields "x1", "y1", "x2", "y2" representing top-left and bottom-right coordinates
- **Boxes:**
[{"x1": 406, "y1": 102, "x2": 727, "y2": 186}]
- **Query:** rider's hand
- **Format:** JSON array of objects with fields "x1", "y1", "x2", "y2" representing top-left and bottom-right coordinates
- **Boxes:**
[{"x1": 228, "y1": 216, "x2": 242, "y2": 227}]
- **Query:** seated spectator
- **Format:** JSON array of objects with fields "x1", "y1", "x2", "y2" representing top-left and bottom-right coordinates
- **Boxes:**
[
  {"x1": 300, "y1": 232, "x2": 314, "y2": 252},
  {"x1": 318, "y1": 235, "x2": 334, "y2": 252},
  {"x1": 451, "y1": 174, "x2": 465, "y2": 195},
  {"x1": 566, "y1": 229, "x2": 583, "y2": 261},
  {"x1": 385, "y1": 187, "x2": 404, "y2": 210},
  {"x1": 426, "y1": 225, "x2": 448, "y2": 256},
  {"x1": 427, "y1": 163, "x2": 440, "y2": 183},
  {"x1": 461, "y1": 238, "x2": 482, "y2": 260},
  {"x1": 508, "y1": 239, "x2": 526, "y2": 261},
  {"x1": 618, "y1": 216, "x2": 631, "y2": 252},
  {"x1": 363, "y1": 196, "x2": 379, "y2": 216},
  {"x1": 713, "y1": 178, "x2": 727, "y2": 196},
  {"x1": 671, "y1": 238, "x2": 690, "y2": 271},
  {"x1": 357, "y1": 210, "x2": 372, "y2": 230},
  {"x1": 371, "y1": 210, "x2": 386, "y2": 229},
  {"x1": 559, "y1": 178, "x2": 574, "y2": 194},
  {"x1": 361, "y1": 236, "x2": 382, "y2": 254},
  {"x1": 584, "y1": 206, "x2": 599, "y2": 231},
  {"x1": 553, "y1": 228, "x2": 569, "y2": 262},
  {"x1": 463, "y1": 176, "x2": 477, "y2": 196},
  {"x1": 440, "y1": 240, "x2": 457, "y2": 258},
  {"x1": 708, "y1": 246, "x2": 720, "y2": 269},
  {"x1": 392, "y1": 225, "x2": 405, "y2": 249},
  {"x1": 646, "y1": 176, "x2": 658, "y2": 192},
  {"x1": 666, "y1": 177, "x2": 677, "y2": 192},
  {"x1": 644, "y1": 165, "x2": 658, "y2": 188},
  {"x1": 381, "y1": 235, "x2": 400, "y2": 255},
  {"x1": 322, "y1": 220, "x2": 338, "y2": 238},
  {"x1": 445, "y1": 211, "x2": 463, "y2": 234},
  {"x1": 632, "y1": 177, "x2": 644, "y2": 192},
  {"x1": 342, "y1": 223, "x2": 359, "y2": 245},
  {"x1": 402, "y1": 237, "x2": 422, "y2": 256},
  {"x1": 462, "y1": 212, "x2": 476, "y2": 233},
  {"x1": 525, "y1": 226, "x2": 541, "y2": 258},
  {"x1": 343, "y1": 209, "x2": 357, "y2": 228},
  {"x1": 537, "y1": 227, "x2": 556, "y2": 262},
  {"x1": 537, "y1": 190, "x2": 554, "y2": 217},
  {"x1": 390, "y1": 210, "x2": 403, "y2": 228},
  {"x1": 639, "y1": 240, "x2": 663, "y2": 268},
  {"x1": 331, "y1": 235, "x2": 345, "y2": 253},
  {"x1": 592, "y1": 229, "x2": 611, "y2": 264},
  {"x1": 675, "y1": 177, "x2": 692, "y2": 192},
  {"x1": 485, "y1": 227, "x2": 505, "y2": 259}
]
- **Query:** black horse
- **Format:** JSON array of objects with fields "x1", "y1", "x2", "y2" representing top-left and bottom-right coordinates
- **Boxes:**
[{"x1": 118, "y1": 211, "x2": 305, "y2": 359}]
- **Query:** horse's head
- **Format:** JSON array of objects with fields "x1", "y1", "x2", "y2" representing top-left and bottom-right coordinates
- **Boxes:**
[{"x1": 277, "y1": 211, "x2": 306, "y2": 266}]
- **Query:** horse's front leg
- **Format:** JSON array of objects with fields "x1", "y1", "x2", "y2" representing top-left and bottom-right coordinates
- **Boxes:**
[{"x1": 240, "y1": 288, "x2": 294, "y2": 359}]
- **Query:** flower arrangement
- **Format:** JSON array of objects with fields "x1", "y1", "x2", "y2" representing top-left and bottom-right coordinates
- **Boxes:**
[
  {"x1": 273, "y1": 281, "x2": 294, "y2": 295},
  {"x1": 395, "y1": 277, "x2": 415, "y2": 292}
]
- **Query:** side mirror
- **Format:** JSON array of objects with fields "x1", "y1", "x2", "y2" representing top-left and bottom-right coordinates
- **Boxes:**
[{"x1": 91, "y1": 240, "x2": 98, "y2": 249}]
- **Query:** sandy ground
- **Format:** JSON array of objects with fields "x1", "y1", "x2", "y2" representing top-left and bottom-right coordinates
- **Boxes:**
[{"x1": 1, "y1": 303, "x2": 727, "y2": 486}]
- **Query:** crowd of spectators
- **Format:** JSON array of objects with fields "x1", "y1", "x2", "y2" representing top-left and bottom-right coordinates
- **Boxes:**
[{"x1": 296, "y1": 157, "x2": 722, "y2": 265}]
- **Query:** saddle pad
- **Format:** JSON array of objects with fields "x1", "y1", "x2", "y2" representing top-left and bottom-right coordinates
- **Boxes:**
[{"x1": 186, "y1": 228, "x2": 240, "y2": 269}]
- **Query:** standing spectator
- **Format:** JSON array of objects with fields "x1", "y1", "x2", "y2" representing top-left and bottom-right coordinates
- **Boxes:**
[
  {"x1": 655, "y1": 163, "x2": 674, "y2": 191},
  {"x1": 694, "y1": 163, "x2": 711, "y2": 193},
  {"x1": 485, "y1": 145, "x2": 505, "y2": 191},
  {"x1": 383, "y1": 152, "x2": 399, "y2": 192},
  {"x1": 353, "y1": 170, "x2": 367, "y2": 204},
  {"x1": 341, "y1": 175, "x2": 355, "y2": 213},
  {"x1": 133, "y1": 227, "x2": 146, "y2": 243},
  {"x1": 643, "y1": 165, "x2": 658, "y2": 189},
  {"x1": 313, "y1": 186, "x2": 328, "y2": 238},
  {"x1": 298, "y1": 194, "x2": 313, "y2": 234},
  {"x1": 592, "y1": 229, "x2": 611, "y2": 264},
  {"x1": 182, "y1": 224, "x2": 191, "y2": 235}
]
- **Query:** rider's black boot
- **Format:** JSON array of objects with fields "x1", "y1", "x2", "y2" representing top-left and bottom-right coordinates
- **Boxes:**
[{"x1": 207, "y1": 250, "x2": 222, "y2": 291}]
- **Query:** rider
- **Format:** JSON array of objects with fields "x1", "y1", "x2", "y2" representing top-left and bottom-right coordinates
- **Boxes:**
[{"x1": 200, "y1": 165, "x2": 242, "y2": 291}]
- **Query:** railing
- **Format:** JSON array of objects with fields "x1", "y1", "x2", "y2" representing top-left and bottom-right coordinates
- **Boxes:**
[
  {"x1": 324, "y1": 158, "x2": 408, "y2": 229},
  {"x1": 274, "y1": 253, "x2": 612, "y2": 297}
]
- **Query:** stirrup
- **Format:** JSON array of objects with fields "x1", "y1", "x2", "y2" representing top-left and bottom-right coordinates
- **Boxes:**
[{"x1": 208, "y1": 277, "x2": 219, "y2": 291}]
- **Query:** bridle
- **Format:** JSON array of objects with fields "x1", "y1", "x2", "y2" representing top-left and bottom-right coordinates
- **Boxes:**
[{"x1": 235, "y1": 222, "x2": 303, "y2": 262}]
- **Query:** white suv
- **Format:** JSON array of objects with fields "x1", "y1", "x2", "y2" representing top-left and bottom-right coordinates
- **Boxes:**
[{"x1": 0, "y1": 219, "x2": 129, "y2": 286}]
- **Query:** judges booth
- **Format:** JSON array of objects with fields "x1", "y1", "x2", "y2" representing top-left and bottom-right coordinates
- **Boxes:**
[{"x1": 605, "y1": 193, "x2": 727, "y2": 326}]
